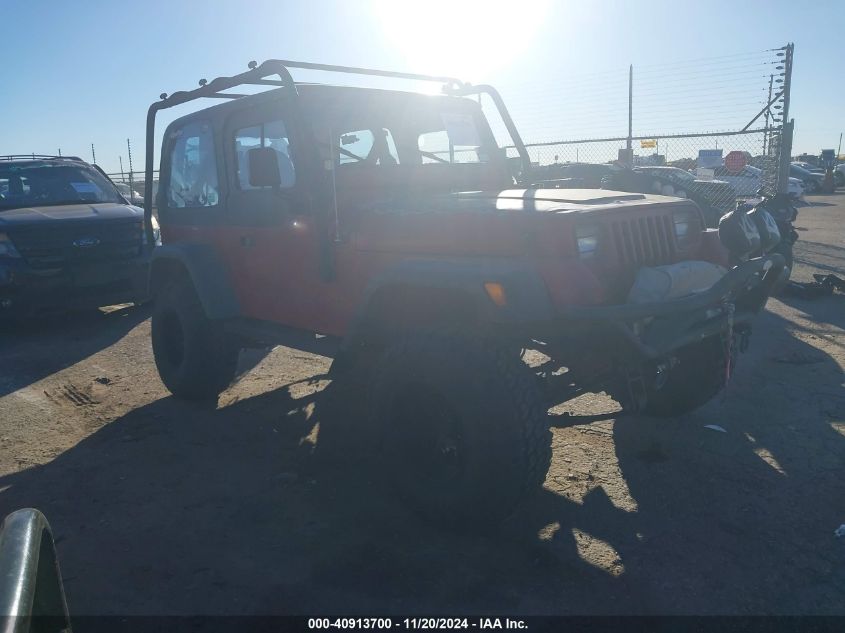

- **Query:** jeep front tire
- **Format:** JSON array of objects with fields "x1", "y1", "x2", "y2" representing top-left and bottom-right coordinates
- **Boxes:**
[
  {"x1": 151, "y1": 278, "x2": 238, "y2": 400},
  {"x1": 370, "y1": 330, "x2": 551, "y2": 528}
]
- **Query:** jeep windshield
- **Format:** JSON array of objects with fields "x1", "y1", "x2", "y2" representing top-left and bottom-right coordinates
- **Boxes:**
[
  {"x1": 0, "y1": 162, "x2": 124, "y2": 211},
  {"x1": 300, "y1": 86, "x2": 511, "y2": 194}
]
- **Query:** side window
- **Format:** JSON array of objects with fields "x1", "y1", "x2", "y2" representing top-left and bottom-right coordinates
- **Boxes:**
[
  {"x1": 418, "y1": 113, "x2": 484, "y2": 165},
  {"x1": 234, "y1": 119, "x2": 295, "y2": 189},
  {"x1": 338, "y1": 128, "x2": 399, "y2": 166},
  {"x1": 167, "y1": 121, "x2": 219, "y2": 208}
]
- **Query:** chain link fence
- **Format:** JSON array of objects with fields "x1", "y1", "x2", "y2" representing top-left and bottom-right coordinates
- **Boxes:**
[
  {"x1": 488, "y1": 43, "x2": 794, "y2": 222},
  {"x1": 508, "y1": 129, "x2": 771, "y2": 224}
]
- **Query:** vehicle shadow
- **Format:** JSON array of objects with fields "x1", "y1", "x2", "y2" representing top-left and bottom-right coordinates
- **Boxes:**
[
  {"x1": 0, "y1": 309, "x2": 842, "y2": 615},
  {"x1": 0, "y1": 370, "x2": 639, "y2": 616},
  {"x1": 0, "y1": 305, "x2": 150, "y2": 398},
  {"x1": 610, "y1": 307, "x2": 845, "y2": 614},
  {"x1": 776, "y1": 291, "x2": 845, "y2": 336}
]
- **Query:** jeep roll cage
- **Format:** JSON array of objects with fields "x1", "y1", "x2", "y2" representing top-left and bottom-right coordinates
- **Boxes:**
[{"x1": 142, "y1": 59, "x2": 531, "y2": 246}]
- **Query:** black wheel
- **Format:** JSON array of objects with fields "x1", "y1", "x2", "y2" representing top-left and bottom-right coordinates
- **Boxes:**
[
  {"x1": 804, "y1": 179, "x2": 819, "y2": 194},
  {"x1": 151, "y1": 277, "x2": 238, "y2": 400},
  {"x1": 835, "y1": 171, "x2": 844, "y2": 188},
  {"x1": 642, "y1": 336, "x2": 729, "y2": 417},
  {"x1": 370, "y1": 330, "x2": 551, "y2": 528}
]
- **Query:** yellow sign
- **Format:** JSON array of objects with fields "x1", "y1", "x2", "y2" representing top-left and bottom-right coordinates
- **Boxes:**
[{"x1": 640, "y1": 139, "x2": 656, "y2": 148}]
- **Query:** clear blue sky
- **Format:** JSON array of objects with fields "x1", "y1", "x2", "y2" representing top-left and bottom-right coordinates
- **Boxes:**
[{"x1": 1, "y1": 0, "x2": 841, "y2": 172}]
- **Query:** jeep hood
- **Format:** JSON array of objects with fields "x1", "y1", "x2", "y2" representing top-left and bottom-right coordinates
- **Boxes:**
[
  {"x1": 353, "y1": 188, "x2": 694, "y2": 258},
  {"x1": 0, "y1": 203, "x2": 142, "y2": 227},
  {"x1": 429, "y1": 188, "x2": 687, "y2": 214}
]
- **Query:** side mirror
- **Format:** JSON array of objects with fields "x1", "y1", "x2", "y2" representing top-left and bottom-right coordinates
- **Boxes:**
[
  {"x1": 508, "y1": 156, "x2": 525, "y2": 180},
  {"x1": 247, "y1": 147, "x2": 281, "y2": 188}
]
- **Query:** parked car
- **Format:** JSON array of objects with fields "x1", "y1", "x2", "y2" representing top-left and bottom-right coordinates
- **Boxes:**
[
  {"x1": 598, "y1": 166, "x2": 731, "y2": 226},
  {"x1": 634, "y1": 166, "x2": 735, "y2": 217},
  {"x1": 789, "y1": 164, "x2": 825, "y2": 194},
  {"x1": 713, "y1": 165, "x2": 804, "y2": 200},
  {"x1": 834, "y1": 163, "x2": 845, "y2": 187},
  {"x1": 0, "y1": 155, "x2": 159, "y2": 315},
  {"x1": 143, "y1": 59, "x2": 784, "y2": 527},
  {"x1": 791, "y1": 161, "x2": 824, "y2": 174},
  {"x1": 527, "y1": 162, "x2": 618, "y2": 188},
  {"x1": 115, "y1": 182, "x2": 145, "y2": 206}
]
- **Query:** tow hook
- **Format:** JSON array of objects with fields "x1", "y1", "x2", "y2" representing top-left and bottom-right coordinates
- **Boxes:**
[
  {"x1": 654, "y1": 363, "x2": 669, "y2": 390},
  {"x1": 654, "y1": 357, "x2": 679, "y2": 391}
]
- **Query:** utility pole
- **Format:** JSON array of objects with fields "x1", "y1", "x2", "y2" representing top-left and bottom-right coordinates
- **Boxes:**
[
  {"x1": 58, "y1": 148, "x2": 62, "y2": 157},
  {"x1": 91, "y1": 144, "x2": 96, "y2": 164},
  {"x1": 837, "y1": 132, "x2": 842, "y2": 160},
  {"x1": 119, "y1": 156, "x2": 124, "y2": 182}
]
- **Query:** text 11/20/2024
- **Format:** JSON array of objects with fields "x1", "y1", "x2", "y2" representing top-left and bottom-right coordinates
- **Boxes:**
[{"x1": 308, "y1": 618, "x2": 528, "y2": 630}]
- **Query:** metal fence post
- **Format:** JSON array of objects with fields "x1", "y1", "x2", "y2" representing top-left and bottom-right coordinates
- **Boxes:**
[
  {"x1": 127, "y1": 138, "x2": 134, "y2": 197},
  {"x1": 777, "y1": 43, "x2": 793, "y2": 193},
  {"x1": 779, "y1": 119, "x2": 794, "y2": 192}
]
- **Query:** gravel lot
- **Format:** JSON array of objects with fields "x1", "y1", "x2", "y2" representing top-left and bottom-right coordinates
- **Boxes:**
[{"x1": 1, "y1": 193, "x2": 844, "y2": 615}]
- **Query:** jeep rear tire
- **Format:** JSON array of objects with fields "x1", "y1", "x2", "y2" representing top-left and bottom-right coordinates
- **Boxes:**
[
  {"x1": 151, "y1": 278, "x2": 238, "y2": 400},
  {"x1": 370, "y1": 331, "x2": 551, "y2": 528},
  {"x1": 643, "y1": 336, "x2": 729, "y2": 417}
]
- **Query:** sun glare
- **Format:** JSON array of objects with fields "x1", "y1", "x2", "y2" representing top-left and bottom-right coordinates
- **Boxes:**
[{"x1": 373, "y1": 0, "x2": 550, "y2": 82}]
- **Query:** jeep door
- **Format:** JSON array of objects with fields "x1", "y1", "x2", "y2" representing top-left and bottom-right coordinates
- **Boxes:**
[{"x1": 221, "y1": 100, "x2": 323, "y2": 327}]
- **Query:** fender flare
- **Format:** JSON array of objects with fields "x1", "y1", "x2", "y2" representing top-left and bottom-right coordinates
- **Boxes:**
[
  {"x1": 341, "y1": 257, "x2": 555, "y2": 348},
  {"x1": 148, "y1": 244, "x2": 241, "y2": 320}
]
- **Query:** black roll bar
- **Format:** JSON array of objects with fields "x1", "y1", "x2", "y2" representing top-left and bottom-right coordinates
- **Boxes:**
[
  {"x1": 445, "y1": 83, "x2": 531, "y2": 176},
  {"x1": 0, "y1": 509, "x2": 71, "y2": 632},
  {"x1": 143, "y1": 59, "x2": 531, "y2": 246}
]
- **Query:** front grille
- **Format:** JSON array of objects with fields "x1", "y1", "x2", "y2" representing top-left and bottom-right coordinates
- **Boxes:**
[
  {"x1": 9, "y1": 219, "x2": 143, "y2": 269},
  {"x1": 611, "y1": 215, "x2": 676, "y2": 267}
]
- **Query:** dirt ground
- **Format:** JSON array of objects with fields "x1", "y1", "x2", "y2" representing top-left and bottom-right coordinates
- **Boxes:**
[{"x1": 1, "y1": 194, "x2": 844, "y2": 616}]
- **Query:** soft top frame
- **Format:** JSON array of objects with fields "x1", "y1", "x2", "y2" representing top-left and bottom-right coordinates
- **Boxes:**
[{"x1": 143, "y1": 59, "x2": 530, "y2": 245}]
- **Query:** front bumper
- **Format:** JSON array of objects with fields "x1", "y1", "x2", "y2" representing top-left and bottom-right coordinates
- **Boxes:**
[
  {"x1": 554, "y1": 254, "x2": 785, "y2": 361},
  {"x1": 0, "y1": 254, "x2": 150, "y2": 315}
]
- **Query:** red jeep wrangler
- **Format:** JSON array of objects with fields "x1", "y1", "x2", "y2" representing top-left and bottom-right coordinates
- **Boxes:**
[{"x1": 143, "y1": 61, "x2": 784, "y2": 524}]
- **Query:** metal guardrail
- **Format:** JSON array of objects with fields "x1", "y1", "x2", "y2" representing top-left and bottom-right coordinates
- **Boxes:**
[{"x1": 0, "y1": 509, "x2": 71, "y2": 633}]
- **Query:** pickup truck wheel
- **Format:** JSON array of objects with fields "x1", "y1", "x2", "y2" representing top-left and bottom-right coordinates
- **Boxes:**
[
  {"x1": 151, "y1": 279, "x2": 238, "y2": 400},
  {"x1": 642, "y1": 336, "x2": 729, "y2": 417},
  {"x1": 371, "y1": 331, "x2": 551, "y2": 529}
]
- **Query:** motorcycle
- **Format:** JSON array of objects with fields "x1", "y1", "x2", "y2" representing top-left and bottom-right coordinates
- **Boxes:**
[{"x1": 718, "y1": 191, "x2": 798, "y2": 293}]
